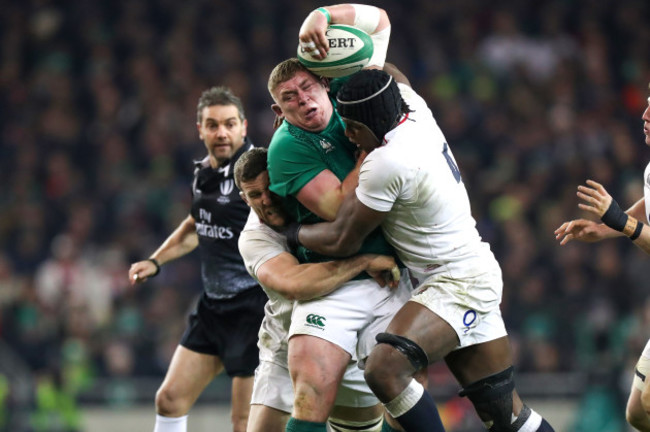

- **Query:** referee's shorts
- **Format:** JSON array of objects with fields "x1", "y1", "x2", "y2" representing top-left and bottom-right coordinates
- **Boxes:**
[{"x1": 180, "y1": 287, "x2": 267, "y2": 377}]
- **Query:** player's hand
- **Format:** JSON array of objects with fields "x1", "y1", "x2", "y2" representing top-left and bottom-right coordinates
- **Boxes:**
[
  {"x1": 577, "y1": 179, "x2": 613, "y2": 218},
  {"x1": 128, "y1": 260, "x2": 158, "y2": 285},
  {"x1": 364, "y1": 254, "x2": 399, "y2": 289},
  {"x1": 298, "y1": 9, "x2": 329, "y2": 60},
  {"x1": 554, "y1": 218, "x2": 606, "y2": 245}
]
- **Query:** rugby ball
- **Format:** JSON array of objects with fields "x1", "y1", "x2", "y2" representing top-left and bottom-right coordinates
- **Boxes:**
[{"x1": 297, "y1": 24, "x2": 374, "y2": 78}]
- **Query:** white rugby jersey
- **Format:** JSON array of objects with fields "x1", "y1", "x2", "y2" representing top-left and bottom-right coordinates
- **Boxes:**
[
  {"x1": 356, "y1": 83, "x2": 499, "y2": 282},
  {"x1": 644, "y1": 162, "x2": 650, "y2": 224},
  {"x1": 238, "y1": 210, "x2": 293, "y2": 366}
]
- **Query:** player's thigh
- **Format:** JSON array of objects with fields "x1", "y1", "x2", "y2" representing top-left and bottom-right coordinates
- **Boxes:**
[
  {"x1": 383, "y1": 301, "x2": 459, "y2": 363},
  {"x1": 288, "y1": 334, "x2": 351, "y2": 386},
  {"x1": 247, "y1": 404, "x2": 290, "y2": 432},
  {"x1": 444, "y1": 336, "x2": 513, "y2": 386},
  {"x1": 159, "y1": 345, "x2": 223, "y2": 399}
]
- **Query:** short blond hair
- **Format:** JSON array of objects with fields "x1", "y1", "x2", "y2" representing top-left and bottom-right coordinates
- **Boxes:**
[{"x1": 267, "y1": 58, "x2": 319, "y2": 100}]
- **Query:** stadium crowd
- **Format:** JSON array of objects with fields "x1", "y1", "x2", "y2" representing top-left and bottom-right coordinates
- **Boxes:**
[{"x1": 0, "y1": 0, "x2": 648, "y2": 430}]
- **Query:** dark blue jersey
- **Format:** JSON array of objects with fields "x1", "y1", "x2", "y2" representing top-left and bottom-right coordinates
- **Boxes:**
[{"x1": 190, "y1": 139, "x2": 259, "y2": 299}]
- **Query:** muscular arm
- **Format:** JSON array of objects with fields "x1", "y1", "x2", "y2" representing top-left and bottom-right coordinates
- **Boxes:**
[
  {"x1": 256, "y1": 251, "x2": 395, "y2": 301},
  {"x1": 300, "y1": 4, "x2": 390, "y2": 63},
  {"x1": 295, "y1": 152, "x2": 366, "y2": 221},
  {"x1": 128, "y1": 214, "x2": 198, "y2": 284},
  {"x1": 297, "y1": 190, "x2": 388, "y2": 257}
]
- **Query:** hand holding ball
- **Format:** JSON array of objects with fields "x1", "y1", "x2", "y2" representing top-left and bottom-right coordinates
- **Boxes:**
[{"x1": 297, "y1": 24, "x2": 374, "y2": 78}]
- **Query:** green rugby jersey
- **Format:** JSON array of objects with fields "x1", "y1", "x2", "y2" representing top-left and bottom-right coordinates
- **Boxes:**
[{"x1": 268, "y1": 84, "x2": 395, "y2": 265}]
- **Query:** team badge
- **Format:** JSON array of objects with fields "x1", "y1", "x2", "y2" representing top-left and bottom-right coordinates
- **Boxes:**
[{"x1": 319, "y1": 139, "x2": 334, "y2": 153}]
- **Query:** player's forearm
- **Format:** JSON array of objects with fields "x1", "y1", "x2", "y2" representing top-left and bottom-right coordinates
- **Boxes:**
[
  {"x1": 631, "y1": 223, "x2": 650, "y2": 255},
  {"x1": 626, "y1": 197, "x2": 647, "y2": 221},
  {"x1": 150, "y1": 215, "x2": 198, "y2": 265},
  {"x1": 275, "y1": 255, "x2": 371, "y2": 301},
  {"x1": 298, "y1": 219, "x2": 362, "y2": 257}
]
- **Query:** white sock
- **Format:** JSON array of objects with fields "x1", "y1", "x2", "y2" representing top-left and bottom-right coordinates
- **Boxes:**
[
  {"x1": 153, "y1": 414, "x2": 188, "y2": 432},
  {"x1": 383, "y1": 379, "x2": 424, "y2": 418},
  {"x1": 516, "y1": 409, "x2": 542, "y2": 432}
]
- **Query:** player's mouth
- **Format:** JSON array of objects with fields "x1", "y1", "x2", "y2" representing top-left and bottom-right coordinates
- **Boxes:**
[{"x1": 304, "y1": 107, "x2": 318, "y2": 120}]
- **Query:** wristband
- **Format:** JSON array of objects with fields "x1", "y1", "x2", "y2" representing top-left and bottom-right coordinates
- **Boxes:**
[
  {"x1": 147, "y1": 258, "x2": 161, "y2": 277},
  {"x1": 316, "y1": 7, "x2": 331, "y2": 24},
  {"x1": 600, "y1": 199, "x2": 628, "y2": 232},
  {"x1": 630, "y1": 219, "x2": 643, "y2": 240},
  {"x1": 283, "y1": 222, "x2": 302, "y2": 252}
]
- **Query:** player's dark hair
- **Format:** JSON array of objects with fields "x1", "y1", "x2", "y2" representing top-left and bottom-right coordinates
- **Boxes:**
[
  {"x1": 197, "y1": 86, "x2": 246, "y2": 124},
  {"x1": 234, "y1": 147, "x2": 268, "y2": 190},
  {"x1": 336, "y1": 69, "x2": 410, "y2": 142}
]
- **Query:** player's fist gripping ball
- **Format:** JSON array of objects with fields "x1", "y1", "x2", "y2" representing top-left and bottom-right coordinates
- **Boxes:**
[{"x1": 297, "y1": 24, "x2": 374, "y2": 78}]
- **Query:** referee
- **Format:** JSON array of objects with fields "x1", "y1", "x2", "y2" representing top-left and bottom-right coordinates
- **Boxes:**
[{"x1": 128, "y1": 87, "x2": 266, "y2": 432}]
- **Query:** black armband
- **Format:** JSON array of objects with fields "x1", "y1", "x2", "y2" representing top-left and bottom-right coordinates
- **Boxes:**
[
  {"x1": 147, "y1": 258, "x2": 161, "y2": 277},
  {"x1": 283, "y1": 223, "x2": 302, "y2": 252},
  {"x1": 600, "y1": 199, "x2": 628, "y2": 232}
]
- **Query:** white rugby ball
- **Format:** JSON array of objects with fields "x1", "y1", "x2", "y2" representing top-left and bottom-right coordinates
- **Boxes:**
[{"x1": 297, "y1": 24, "x2": 374, "y2": 78}]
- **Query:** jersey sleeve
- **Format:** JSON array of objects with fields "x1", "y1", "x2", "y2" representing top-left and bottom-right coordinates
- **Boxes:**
[
  {"x1": 268, "y1": 127, "x2": 326, "y2": 197},
  {"x1": 238, "y1": 226, "x2": 289, "y2": 280},
  {"x1": 355, "y1": 153, "x2": 402, "y2": 212}
]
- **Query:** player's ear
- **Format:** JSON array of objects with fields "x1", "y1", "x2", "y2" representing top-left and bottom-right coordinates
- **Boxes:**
[
  {"x1": 196, "y1": 122, "x2": 203, "y2": 139},
  {"x1": 241, "y1": 119, "x2": 248, "y2": 137},
  {"x1": 239, "y1": 191, "x2": 250, "y2": 206},
  {"x1": 271, "y1": 104, "x2": 283, "y2": 116},
  {"x1": 320, "y1": 77, "x2": 330, "y2": 91}
]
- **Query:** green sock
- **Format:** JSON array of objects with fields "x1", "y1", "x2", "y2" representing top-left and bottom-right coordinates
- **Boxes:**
[
  {"x1": 286, "y1": 417, "x2": 328, "y2": 432},
  {"x1": 381, "y1": 419, "x2": 401, "y2": 432}
]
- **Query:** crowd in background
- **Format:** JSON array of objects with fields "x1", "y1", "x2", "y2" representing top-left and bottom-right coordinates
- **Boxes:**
[{"x1": 0, "y1": 0, "x2": 649, "y2": 430}]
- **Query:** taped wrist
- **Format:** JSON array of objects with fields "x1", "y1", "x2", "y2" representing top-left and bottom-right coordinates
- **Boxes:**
[
  {"x1": 315, "y1": 7, "x2": 331, "y2": 24},
  {"x1": 283, "y1": 222, "x2": 302, "y2": 252},
  {"x1": 368, "y1": 26, "x2": 390, "y2": 68},
  {"x1": 600, "y1": 199, "x2": 628, "y2": 231}
]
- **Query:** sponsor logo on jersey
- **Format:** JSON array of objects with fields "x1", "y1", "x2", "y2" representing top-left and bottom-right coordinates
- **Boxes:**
[
  {"x1": 305, "y1": 313, "x2": 326, "y2": 329},
  {"x1": 196, "y1": 209, "x2": 233, "y2": 239},
  {"x1": 196, "y1": 222, "x2": 234, "y2": 239},
  {"x1": 319, "y1": 139, "x2": 334, "y2": 153},
  {"x1": 218, "y1": 179, "x2": 234, "y2": 204}
]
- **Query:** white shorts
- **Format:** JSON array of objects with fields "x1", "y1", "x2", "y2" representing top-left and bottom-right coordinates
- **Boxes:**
[
  {"x1": 289, "y1": 270, "x2": 412, "y2": 361},
  {"x1": 251, "y1": 359, "x2": 380, "y2": 410},
  {"x1": 251, "y1": 360, "x2": 294, "y2": 413},
  {"x1": 633, "y1": 339, "x2": 650, "y2": 392},
  {"x1": 409, "y1": 268, "x2": 507, "y2": 349}
]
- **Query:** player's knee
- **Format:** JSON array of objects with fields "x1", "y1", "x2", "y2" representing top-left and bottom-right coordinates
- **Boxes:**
[
  {"x1": 626, "y1": 405, "x2": 647, "y2": 431},
  {"x1": 459, "y1": 367, "x2": 550, "y2": 432},
  {"x1": 365, "y1": 333, "x2": 426, "y2": 398},
  {"x1": 155, "y1": 386, "x2": 188, "y2": 416},
  {"x1": 231, "y1": 412, "x2": 248, "y2": 432}
]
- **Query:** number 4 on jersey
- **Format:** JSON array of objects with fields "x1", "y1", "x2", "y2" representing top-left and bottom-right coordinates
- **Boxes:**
[{"x1": 442, "y1": 142, "x2": 461, "y2": 183}]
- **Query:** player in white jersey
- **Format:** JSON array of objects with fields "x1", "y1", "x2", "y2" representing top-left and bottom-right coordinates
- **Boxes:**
[
  {"x1": 287, "y1": 69, "x2": 555, "y2": 432},
  {"x1": 556, "y1": 87, "x2": 650, "y2": 431},
  {"x1": 233, "y1": 147, "x2": 406, "y2": 432}
]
